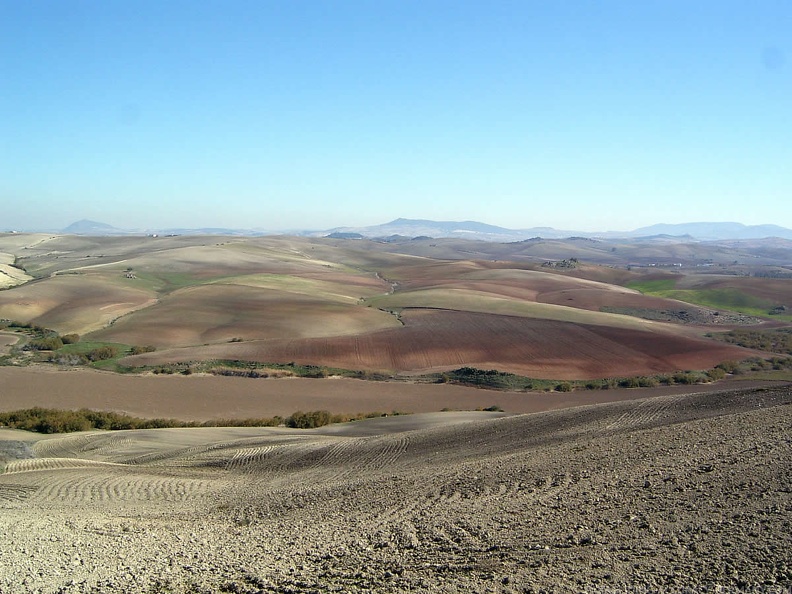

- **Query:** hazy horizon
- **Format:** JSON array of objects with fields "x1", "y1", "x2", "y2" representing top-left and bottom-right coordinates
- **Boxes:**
[
  {"x1": 2, "y1": 2, "x2": 790, "y2": 231},
  {"x1": 6, "y1": 216, "x2": 792, "y2": 237}
]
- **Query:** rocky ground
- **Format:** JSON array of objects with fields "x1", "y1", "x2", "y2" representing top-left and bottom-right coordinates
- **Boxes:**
[{"x1": 0, "y1": 387, "x2": 790, "y2": 593}]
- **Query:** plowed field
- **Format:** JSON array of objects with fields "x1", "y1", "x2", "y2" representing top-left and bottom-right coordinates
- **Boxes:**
[
  {"x1": 1, "y1": 385, "x2": 790, "y2": 592},
  {"x1": 128, "y1": 309, "x2": 755, "y2": 379}
]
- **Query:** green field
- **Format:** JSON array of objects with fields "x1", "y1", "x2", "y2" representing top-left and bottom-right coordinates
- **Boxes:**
[
  {"x1": 366, "y1": 288, "x2": 654, "y2": 330},
  {"x1": 625, "y1": 279, "x2": 679, "y2": 293},
  {"x1": 130, "y1": 271, "x2": 221, "y2": 294},
  {"x1": 211, "y1": 274, "x2": 370, "y2": 302},
  {"x1": 628, "y1": 282, "x2": 792, "y2": 322},
  {"x1": 56, "y1": 341, "x2": 134, "y2": 370}
]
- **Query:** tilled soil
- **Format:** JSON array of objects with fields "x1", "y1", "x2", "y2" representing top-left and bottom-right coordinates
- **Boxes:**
[{"x1": 0, "y1": 386, "x2": 790, "y2": 593}]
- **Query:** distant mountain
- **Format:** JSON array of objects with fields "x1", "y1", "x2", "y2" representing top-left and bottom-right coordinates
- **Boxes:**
[
  {"x1": 46, "y1": 218, "x2": 792, "y2": 242},
  {"x1": 156, "y1": 227, "x2": 266, "y2": 236},
  {"x1": 326, "y1": 232, "x2": 365, "y2": 239},
  {"x1": 322, "y1": 218, "x2": 578, "y2": 242},
  {"x1": 62, "y1": 219, "x2": 122, "y2": 234},
  {"x1": 629, "y1": 222, "x2": 792, "y2": 241}
]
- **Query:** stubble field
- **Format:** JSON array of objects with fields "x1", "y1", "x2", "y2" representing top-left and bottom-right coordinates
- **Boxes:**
[{"x1": 1, "y1": 385, "x2": 790, "y2": 592}]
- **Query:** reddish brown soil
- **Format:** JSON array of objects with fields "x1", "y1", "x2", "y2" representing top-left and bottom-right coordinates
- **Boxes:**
[
  {"x1": 127, "y1": 309, "x2": 757, "y2": 379},
  {"x1": 0, "y1": 366, "x2": 779, "y2": 422}
]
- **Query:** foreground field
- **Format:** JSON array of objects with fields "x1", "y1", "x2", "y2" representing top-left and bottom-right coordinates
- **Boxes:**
[{"x1": 1, "y1": 385, "x2": 790, "y2": 592}]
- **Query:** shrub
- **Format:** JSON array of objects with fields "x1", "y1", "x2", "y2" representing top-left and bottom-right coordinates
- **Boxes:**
[
  {"x1": 673, "y1": 371, "x2": 706, "y2": 385},
  {"x1": 706, "y1": 367, "x2": 726, "y2": 381},
  {"x1": 87, "y1": 346, "x2": 118, "y2": 361},
  {"x1": 27, "y1": 337, "x2": 63, "y2": 351},
  {"x1": 638, "y1": 376, "x2": 659, "y2": 388},
  {"x1": 555, "y1": 382, "x2": 572, "y2": 392},
  {"x1": 50, "y1": 353, "x2": 88, "y2": 366},
  {"x1": 60, "y1": 333, "x2": 80, "y2": 344},
  {"x1": 130, "y1": 345, "x2": 156, "y2": 355},
  {"x1": 716, "y1": 360, "x2": 739, "y2": 374},
  {"x1": 480, "y1": 405, "x2": 504, "y2": 412},
  {"x1": 285, "y1": 410, "x2": 332, "y2": 429},
  {"x1": 619, "y1": 377, "x2": 641, "y2": 388},
  {"x1": 770, "y1": 357, "x2": 792, "y2": 370},
  {"x1": 747, "y1": 357, "x2": 771, "y2": 371}
]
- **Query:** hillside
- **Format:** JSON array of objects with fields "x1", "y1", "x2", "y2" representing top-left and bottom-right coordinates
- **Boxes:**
[{"x1": 1, "y1": 233, "x2": 790, "y2": 382}]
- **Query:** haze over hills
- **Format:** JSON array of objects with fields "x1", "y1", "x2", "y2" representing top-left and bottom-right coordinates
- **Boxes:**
[
  {"x1": 629, "y1": 222, "x2": 792, "y2": 241},
  {"x1": 6, "y1": 219, "x2": 792, "y2": 242}
]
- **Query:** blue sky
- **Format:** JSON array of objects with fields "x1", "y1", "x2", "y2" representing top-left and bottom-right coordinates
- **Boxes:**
[{"x1": 1, "y1": 1, "x2": 790, "y2": 232}]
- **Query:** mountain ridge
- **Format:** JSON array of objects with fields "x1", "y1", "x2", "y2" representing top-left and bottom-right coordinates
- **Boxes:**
[{"x1": 24, "y1": 219, "x2": 792, "y2": 242}]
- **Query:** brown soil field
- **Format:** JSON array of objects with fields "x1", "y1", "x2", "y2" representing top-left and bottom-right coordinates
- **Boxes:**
[
  {"x1": 0, "y1": 384, "x2": 789, "y2": 592},
  {"x1": 90, "y1": 284, "x2": 400, "y2": 348},
  {"x1": 0, "y1": 276, "x2": 156, "y2": 335},
  {"x1": 128, "y1": 309, "x2": 760, "y2": 379},
  {"x1": 1, "y1": 365, "x2": 780, "y2": 421}
]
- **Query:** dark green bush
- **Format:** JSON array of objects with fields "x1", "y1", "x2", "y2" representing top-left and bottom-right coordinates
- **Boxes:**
[
  {"x1": 285, "y1": 410, "x2": 332, "y2": 429},
  {"x1": 706, "y1": 367, "x2": 726, "y2": 380},
  {"x1": 619, "y1": 377, "x2": 641, "y2": 388}
]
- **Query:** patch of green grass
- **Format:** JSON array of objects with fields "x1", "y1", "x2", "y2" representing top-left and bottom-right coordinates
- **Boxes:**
[
  {"x1": 211, "y1": 274, "x2": 365, "y2": 302},
  {"x1": 58, "y1": 341, "x2": 129, "y2": 355},
  {"x1": 55, "y1": 341, "x2": 133, "y2": 370},
  {"x1": 626, "y1": 279, "x2": 678, "y2": 293},
  {"x1": 366, "y1": 288, "x2": 653, "y2": 329},
  {"x1": 130, "y1": 271, "x2": 216, "y2": 294},
  {"x1": 659, "y1": 289, "x2": 792, "y2": 321},
  {"x1": 738, "y1": 370, "x2": 792, "y2": 381},
  {"x1": 627, "y1": 282, "x2": 792, "y2": 321}
]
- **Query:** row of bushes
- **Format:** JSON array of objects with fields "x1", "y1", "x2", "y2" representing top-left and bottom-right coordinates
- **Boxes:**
[
  {"x1": 285, "y1": 410, "x2": 406, "y2": 428},
  {"x1": 0, "y1": 408, "x2": 406, "y2": 434},
  {"x1": 0, "y1": 408, "x2": 189, "y2": 433},
  {"x1": 1, "y1": 321, "x2": 80, "y2": 349},
  {"x1": 141, "y1": 360, "x2": 392, "y2": 382},
  {"x1": 1, "y1": 320, "x2": 157, "y2": 369},
  {"x1": 47, "y1": 346, "x2": 119, "y2": 365},
  {"x1": 440, "y1": 357, "x2": 792, "y2": 393},
  {"x1": 709, "y1": 328, "x2": 792, "y2": 356},
  {"x1": 209, "y1": 367, "x2": 293, "y2": 379}
]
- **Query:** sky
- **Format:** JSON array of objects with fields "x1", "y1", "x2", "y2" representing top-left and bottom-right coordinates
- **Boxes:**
[{"x1": 1, "y1": 1, "x2": 790, "y2": 233}]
